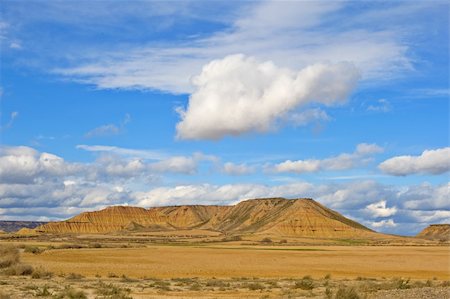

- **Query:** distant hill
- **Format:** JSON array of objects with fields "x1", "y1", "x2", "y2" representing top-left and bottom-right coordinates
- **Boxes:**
[
  {"x1": 0, "y1": 221, "x2": 48, "y2": 233},
  {"x1": 33, "y1": 198, "x2": 378, "y2": 238},
  {"x1": 416, "y1": 224, "x2": 450, "y2": 241}
]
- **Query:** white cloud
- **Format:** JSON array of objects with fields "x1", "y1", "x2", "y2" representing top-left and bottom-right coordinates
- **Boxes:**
[
  {"x1": 379, "y1": 147, "x2": 450, "y2": 176},
  {"x1": 367, "y1": 99, "x2": 392, "y2": 112},
  {"x1": 401, "y1": 182, "x2": 450, "y2": 210},
  {"x1": 149, "y1": 156, "x2": 198, "y2": 174},
  {"x1": 287, "y1": 108, "x2": 331, "y2": 127},
  {"x1": 0, "y1": 111, "x2": 19, "y2": 131},
  {"x1": 273, "y1": 143, "x2": 383, "y2": 173},
  {"x1": 222, "y1": 162, "x2": 254, "y2": 176},
  {"x1": 85, "y1": 124, "x2": 120, "y2": 138},
  {"x1": 176, "y1": 54, "x2": 359, "y2": 140},
  {"x1": 371, "y1": 219, "x2": 397, "y2": 228},
  {"x1": 0, "y1": 146, "x2": 81, "y2": 184},
  {"x1": 54, "y1": 1, "x2": 417, "y2": 94},
  {"x1": 76, "y1": 144, "x2": 166, "y2": 160},
  {"x1": 365, "y1": 200, "x2": 397, "y2": 218},
  {"x1": 85, "y1": 113, "x2": 131, "y2": 138}
]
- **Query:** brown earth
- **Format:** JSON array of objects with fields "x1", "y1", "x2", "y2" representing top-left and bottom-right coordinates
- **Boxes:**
[
  {"x1": 34, "y1": 198, "x2": 379, "y2": 238},
  {"x1": 417, "y1": 224, "x2": 450, "y2": 241}
]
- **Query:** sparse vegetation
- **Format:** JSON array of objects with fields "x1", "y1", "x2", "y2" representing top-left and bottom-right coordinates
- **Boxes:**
[
  {"x1": 31, "y1": 267, "x2": 53, "y2": 279},
  {"x1": 293, "y1": 275, "x2": 314, "y2": 290},
  {"x1": 334, "y1": 287, "x2": 361, "y2": 299},
  {"x1": 24, "y1": 245, "x2": 44, "y2": 254},
  {"x1": 95, "y1": 282, "x2": 132, "y2": 299},
  {"x1": 0, "y1": 245, "x2": 19, "y2": 268},
  {"x1": 53, "y1": 286, "x2": 87, "y2": 299}
]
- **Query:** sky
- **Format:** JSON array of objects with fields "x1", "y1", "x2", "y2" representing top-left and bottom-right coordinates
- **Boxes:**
[{"x1": 0, "y1": 0, "x2": 448, "y2": 235}]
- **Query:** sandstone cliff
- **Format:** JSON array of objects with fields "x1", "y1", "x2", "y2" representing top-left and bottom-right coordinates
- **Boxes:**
[
  {"x1": 35, "y1": 198, "x2": 375, "y2": 237},
  {"x1": 416, "y1": 224, "x2": 450, "y2": 241}
]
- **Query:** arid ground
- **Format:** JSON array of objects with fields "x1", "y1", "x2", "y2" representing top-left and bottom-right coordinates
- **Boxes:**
[{"x1": 0, "y1": 235, "x2": 449, "y2": 298}]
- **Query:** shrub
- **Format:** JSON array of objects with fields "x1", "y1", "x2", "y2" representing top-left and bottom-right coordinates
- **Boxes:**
[
  {"x1": 89, "y1": 243, "x2": 102, "y2": 248},
  {"x1": 2, "y1": 263, "x2": 33, "y2": 276},
  {"x1": 120, "y1": 274, "x2": 138, "y2": 283},
  {"x1": 294, "y1": 276, "x2": 314, "y2": 290},
  {"x1": 188, "y1": 283, "x2": 201, "y2": 291},
  {"x1": 35, "y1": 285, "x2": 51, "y2": 297},
  {"x1": 221, "y1": 235, "x2": 242, "y2": 242},
  {"x1": 53, "y1": 286, "x2": 87, "y2": 299},
  {"x1": 66, "y1": 273, "x2": 84, "y2": 280},
  {"x1": 24, "y1": 246, "x2": 44, "y2": 254},
  {"x1": 31, "y1": 267, "x2": 53, "y2": 279},
  {"x1": 279, "y1": 239, "x2": 288, "y2": 244},
  {"x1": 0, "y1": 245, "x2": 19, "y2": 269},
  {"x1": 244, "y1": 282, "x2": 265, "y2": 290},
  {"x1": 334, "y1": 287, "x2": 361, "y2": 299},
  {"x1": 393, "y1": 278, "x2": 410, "y2": 289},
  {"x1": 0, "y1": 291, "x2": 10, "y2": 299},
  {"x1": 325, "y1": 287, "x2": 333, "y2": 299},
  {"x1": 95, "y1": 282, "x2": 132, "y2": 299},
  {"x1": 260, "y1": 237, "x2": 272, "y2": 243},
  {"x1": 206, "y1": 280, "x2": 229, "y2": 287}
]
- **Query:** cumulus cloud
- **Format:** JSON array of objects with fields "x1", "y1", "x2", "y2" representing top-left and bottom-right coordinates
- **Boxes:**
[
  {"x1": 371, "y1": 219, "x2": 397, "y2": 228},
  {"x1": 273, "y1": 143, "x2": 383, "y2": 173},
  {"x1": 176, "y1": 54, "x2": 359, "y2": 140},
  {"x1": 400, "y1": 182, "x2": 450, "y2": 210},
  {"x1": 0, "y1": 146, "x2": 81, "y2": 184},
  {"x1": 365, "y1": 200, "x2": 397, "y2": 218},
  {"x1": 379, "y1": 147, "x2": 450, "y2": 176}
]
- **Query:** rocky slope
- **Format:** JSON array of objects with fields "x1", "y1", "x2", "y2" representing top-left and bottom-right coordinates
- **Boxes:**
[
  {"x1": 35, "y1": 198, "x2": 376, "y2": 237},
  {"x1": 416, "y1": 224, "x2": 450, "y2": 241}
]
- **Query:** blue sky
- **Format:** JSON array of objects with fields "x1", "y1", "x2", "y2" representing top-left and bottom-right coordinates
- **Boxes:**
[{"x1": 0, "y1": 1, "x2": 448, "y2": 235}]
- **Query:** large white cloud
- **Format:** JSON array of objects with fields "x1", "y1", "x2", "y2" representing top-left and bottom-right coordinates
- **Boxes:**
[
  {"x1": 379, "y1": 147, "x2": 450, "y2": 176},
  {"x1": 176, "y1": 54, "x2": 359, "y2": 140},
  {"x1": 0, "y1": 146, "x2": 81, "y2": 184},
  {"x1": 273, "y1": 143, "x2": 383, "y2": 173},
  {"x1": 365, "y1": 200, "x2": 397, "y2": 218}
]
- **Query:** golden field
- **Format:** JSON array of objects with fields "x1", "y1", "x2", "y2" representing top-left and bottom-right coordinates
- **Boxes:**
[{"x1": 21, "y1": 244, "x2": 449, "y2": 280}]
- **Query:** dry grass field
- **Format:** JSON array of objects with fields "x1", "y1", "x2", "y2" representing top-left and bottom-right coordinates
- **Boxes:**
[
  {"x1": 0, "y1": 236, "x2": 449, "y2": 298},
  {"x1": 20, "y1": 244, "x2": 450, "y2": 280}
]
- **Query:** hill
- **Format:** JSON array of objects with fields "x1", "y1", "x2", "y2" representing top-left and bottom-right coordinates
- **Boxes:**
[
  {"x1": 0, "y1": 221, "x2": 47, "y2": 233},
  {"x1": 34, "y1": 198, "x2": 376, "y2": 238},
  {"x1": 416, "y1": 224, "x2": 450, "y2": 241}
]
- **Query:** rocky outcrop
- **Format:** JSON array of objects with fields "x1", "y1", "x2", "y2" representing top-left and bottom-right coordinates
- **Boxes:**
[
  {"x1": 34, "y1": 198, "x2": 375, "y2": 237},
  {"x1": 416, "y1": 224, "x2": 450, "y2": 241}
]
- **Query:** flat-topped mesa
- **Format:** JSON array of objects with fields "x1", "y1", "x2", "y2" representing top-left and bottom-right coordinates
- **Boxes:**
[
  {"x1": 34, "y1": 197, "x2": 375, "y2": 237},
  {"x1": 416, "y1": 224, "x2": 450, "y2": 241}
]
